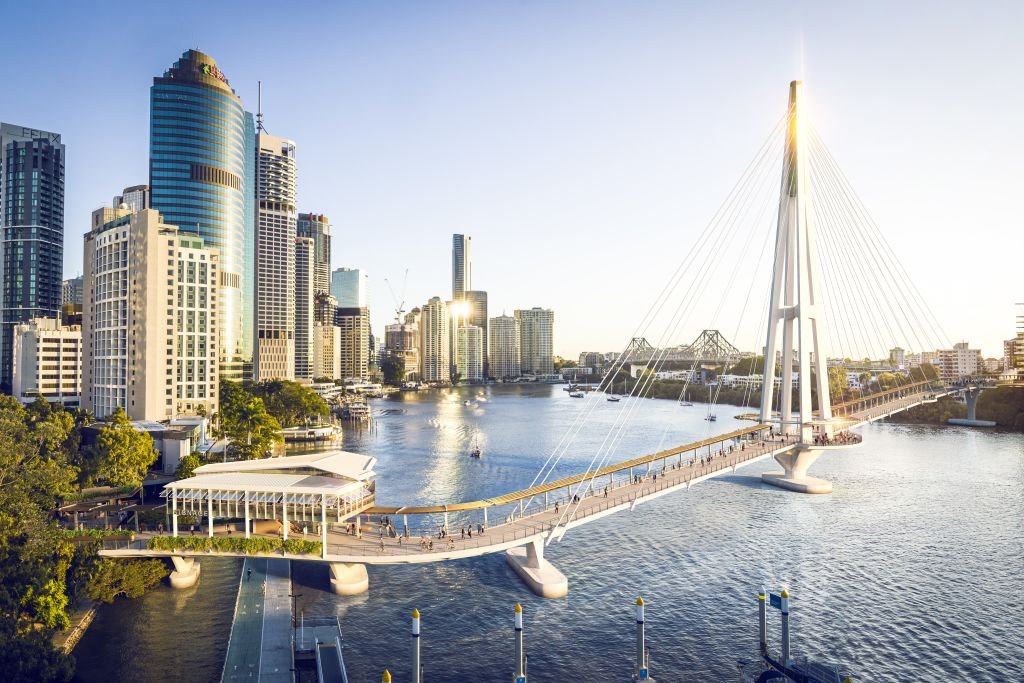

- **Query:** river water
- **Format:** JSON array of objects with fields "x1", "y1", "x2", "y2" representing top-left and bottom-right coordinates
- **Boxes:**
[{"x1": 73, "y1": 384, "x2": 1024, "y2": 681}]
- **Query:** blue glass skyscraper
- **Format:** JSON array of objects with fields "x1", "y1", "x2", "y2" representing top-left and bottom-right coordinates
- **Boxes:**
[{"x1": 149, "y1": 50, "x2": 254, "y2": 381}]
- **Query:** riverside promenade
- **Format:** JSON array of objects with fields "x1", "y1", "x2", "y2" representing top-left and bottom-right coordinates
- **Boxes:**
[{"x1": 223, "y1": 558, "x2": 293, "y2": 682}]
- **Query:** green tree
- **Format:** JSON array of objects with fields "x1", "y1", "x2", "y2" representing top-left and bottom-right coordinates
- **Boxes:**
[
  {"x1": 85, "y1": 559, "x2": 168, "y2": 603},
  {"x1": 247, "y1": 380, "x2": 328, "y2": 427},
  {"x1": 827, "y1": 366, "x2": 848, "y2": 400},
  {"x1": 380, "y1": 355, "x2": 405, "y2": 385},
  {"x1": 725, "y1": 356, "x2": 765, "y2": 376},
  {"x1": 175, "y1": 452, "x2": 203, "y2": 479},
  {"x1": 95, "y1": 407, "x2": 158, "y2": 488},
  {"x1": 226, "y1": 398, "x2": 282, "y2": 460}
]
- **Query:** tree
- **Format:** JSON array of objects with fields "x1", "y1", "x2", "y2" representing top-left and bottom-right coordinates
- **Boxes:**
[
  {"x1": 226, "y1": 398, "x2": 282, "y2": 460},
  {"x1": 175, "y1": 452, "x2": 202, "y2": 479},
  {"x1": 827, "y1": 366, "x2": 848, "y2": 400},
  {"x1": 95, "y1": 407, "x2": 157, "y2": 488},
  {"x1": 725, "y1": 356, "x2": 765, "y2": 376},
  {"x1": 248, "y1": 380, "x2": 328, "y2": 427},
  {"x1": 85, "y1": 559, "x2": 168, "y2": 603},
  {"x1": 380, "y1": 355, "x2": 405, "y2": 385}
]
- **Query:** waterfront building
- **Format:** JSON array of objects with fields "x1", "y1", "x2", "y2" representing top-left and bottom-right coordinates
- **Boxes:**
[
  {"x1": 515, "y1": 307, "x2": 554, "y2": 375},
  {"x1": 113, "y1": 184, "x2": 150, "y2": 212},
  {"x1": 1004, "y1": 337, "x2": 1019, "y2": 372},
  {"x1": 935, "y1": 342, "x2": 981, "y2": 381},
  {"x1": 336, "y1": 307, "x2": 370, "y2": 381},
  {"x1": 452, "y1": 233, "x2": 472, "y2": 300},
  {"x1": 62, "y1": 276, "x2": 83, "y2": 307},
  {"x1": 420, "y1": 297, "x2": 450, "y2": 383},
  {"x1": 489, "y1": 314, "x2": 520, "y2": 380},
  {"x1": 313, "y1": 322, "x2": 342, "y2": 380},
  {"x1": 464, "y1": 290, "x2": 489, "y2": 377},
  {"x1": 294, "y1": 236, "x2": 315, "y2": 380},
  {"x1": 578, "y1": 351, "x2": 605, "y2": 373},
  {"x1": 149, "y1": 49, "x2": 254, "y2": 382},
  {"x1": 0, "y1": 122, "x2": 65, "y2": 393},
  {"x1": 331, "y1": 267, "x2": 369, "y2": 308},
  {"x1": 889, "y1": 347, "x2": 905, "y2": 369},
  {"x1": 11, "y1": 317, "x2": 81, "y2": 406},
  {"x1": 297, "y1": 213, "x2": 330, "y2": 295},
  {"x1": 83, "y1": 208, "x2": 219, "y2": 421},
  {"x1": 456, "y1": 325, "x2": 484, "y2": 382},
  {"x1": 253, "y1": 133, "x2": 297, "y2": 381},
  {"x1": 385, "y1": 320, "x2": 420, "y2": 382}
]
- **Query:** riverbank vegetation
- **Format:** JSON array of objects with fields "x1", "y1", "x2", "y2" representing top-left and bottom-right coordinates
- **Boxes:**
[{"x1": 891, "y1": 386, "x2": 1024, "y2": 430}]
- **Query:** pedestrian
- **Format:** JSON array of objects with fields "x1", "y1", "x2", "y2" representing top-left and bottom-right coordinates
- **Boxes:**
[{"x1": 247, "y1": 567, "x2": 252, "y2": 581}]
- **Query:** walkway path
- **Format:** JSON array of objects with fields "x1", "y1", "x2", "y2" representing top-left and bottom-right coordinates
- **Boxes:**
[{"x1": 222, "y1": 558, "x2": 293, "y2": 682}]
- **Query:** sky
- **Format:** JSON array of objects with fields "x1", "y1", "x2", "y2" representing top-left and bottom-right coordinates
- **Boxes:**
[{"x1": 3, "y1": 0, "x2": 1022, "y2": 358}]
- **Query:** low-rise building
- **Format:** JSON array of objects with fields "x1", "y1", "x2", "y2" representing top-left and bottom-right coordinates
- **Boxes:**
[{"x1": 11, "y1": 317, "x2": 82, "y2": 406}]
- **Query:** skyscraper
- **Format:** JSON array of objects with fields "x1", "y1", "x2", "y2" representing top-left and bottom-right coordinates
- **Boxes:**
[
  {"x1": 331, "y1": 268, "x2": 369, "y2": 308},
  {"x1": 149, "y1": 50, "x2": 254, "y2": 382},
  {"x1": 489, "y1": 315, "x2": 521, "y2": 380},
  {"x1": 452, "y1": 233, "x2": 472, "y2": 300},
  {"x1": 456, "y1": 325, "x2": 483, "y2": 382},
  {"x1": 297, "y1": 213, "x2": 330, "y2": 295},
  {"x1": 0, "y1": 123, "x2": 65, "y2": 393},
  {"x1": 113, "y1": 184, "x2": 150, "y2": 212},
  {"x1": 420, "y1": 297, "x2": 450, "y2": 383},
  {"x1": 516, "y1": 307, "x2": 554, "y2": 375},
  {"x1": 294, "y1": 236, "x2": 314, "y2": 380},
  {"x1": 336, "y1": 307, "x2": 370, "y2": 381},
  {"x1": 253, "y1": 133, "x2": 297, "y2": 380}
]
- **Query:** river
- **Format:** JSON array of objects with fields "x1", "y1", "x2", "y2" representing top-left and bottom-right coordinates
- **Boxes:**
[{"x1": 73, "y1": 384, "x2": 1024, "y2": 681}]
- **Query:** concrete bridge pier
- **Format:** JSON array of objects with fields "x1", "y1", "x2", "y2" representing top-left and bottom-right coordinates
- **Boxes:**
[
  {"x1": 329, "y1": 562, "x2": 369, "y2": 596},
  {"x1": 506, "y1": 537, "x2": 569, "y2": 598},
  {"x1": 948, "y1": 388, "x2": 996, "y2": 427},
  {"x1": 762, "y1": 446, "x2": 832, "y2": 494},
  {"x1": 168, "y1": 555, "x2": 201, "y2": 589}
]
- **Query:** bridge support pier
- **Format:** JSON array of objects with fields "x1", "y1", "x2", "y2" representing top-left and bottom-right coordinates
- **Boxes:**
[
  {"x1": 169, "y1": 555, "x2": 201, "y2": 589},
  {"x1": 762, "y1": 446, "x2": 832, "y2": 494},
  {"x1": 506, "y1": 538, "x2": 568, "y2": 599},
  {"x1": 329, "y1": 562, "x2": 369, "y2": 596}
]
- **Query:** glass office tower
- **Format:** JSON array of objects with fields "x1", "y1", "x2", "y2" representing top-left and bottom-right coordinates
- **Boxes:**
[
  {"x1": 149, "y1": 50, "x2": 253, "y2": 381},
  {"x1": 0, "y1": 123, "x2": 65, "y2": 393}
]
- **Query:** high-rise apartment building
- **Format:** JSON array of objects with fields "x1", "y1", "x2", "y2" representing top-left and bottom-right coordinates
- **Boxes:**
[
  {"x1": 313, "y1": 323, "x2": 342, "y2": 380},
  {"x1": 464, "y1": 290, "x2": 488, "y2": 377},
  {"x1": 297, "y1": 213, "x2": 330, "y2": 295},
  {"x1": 62, "y1": 276, "x2": 84, "y2": 306},
  {"x1": 11, "y1": 317, "x2": 81, "y2": 406},
  {"x1": 253, "y1": 133, "x2": 297, "y2": 381},
  {"x1": 456, "y1": 325, "x2": 483, "y2": 382},
  {"x1": 384, "y1": 320, "x2": 420, "y2": 382},
  {"x1": 113, "y1": 184, "x2": 150, "y2": 212},
  {"x1": 935, "y1": 342, "x2": 981, "y2": 381},
  {"x1": 82, "y1": 208, "x2": 219, "y2": 420},
  {"x1": 336, "y1": 307, "x2": 370, "y2": 381},
  {"x1": 0, "y1": 123, "x2": 65, "y2": 393},
  {"x1": 452, "y1": 233, "x2": 472, "y2": 300},
  {"x1": 489, "y1": 314, "x2": 521, "y2": 380},
  {"x1": 331, "y1": 268, "x2": 369, "y2": 308},
  {"x1": 516, "y1": 307, "x2": 554, "y2": 375},
  {"x1": 294, "y1": 236, "x2": 315, "y2": 380},
  {"x1": 420, "y1": 297, "x2": 450, "y2": 383},
  {"x1": 149, "y1": 50, "x2": 254, "y2": 382}
]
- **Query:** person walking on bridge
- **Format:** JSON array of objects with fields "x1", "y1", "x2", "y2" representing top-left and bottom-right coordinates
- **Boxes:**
[{"x1": 247, "y1": 567, "x2": 252, "y2": 581}]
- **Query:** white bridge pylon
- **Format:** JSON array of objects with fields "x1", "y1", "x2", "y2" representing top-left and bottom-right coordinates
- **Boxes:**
[
  {"x1": 758, "y1": 80, "x2": 837, "y2": 493},
  {"x1": 760, "y1": 80, "x2": 832, "y2": 442}
]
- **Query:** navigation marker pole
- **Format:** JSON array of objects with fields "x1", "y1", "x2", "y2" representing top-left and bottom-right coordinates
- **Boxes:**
[
  {"x1": 635, "y1": 597, "x2": 650, "y2": 680},
  {"x1": 412, "y1": 608, "x2": 422, "y2": 683},
  {"x1": 780, "y1": 589, "x2": 791, "y2": 666},
  {"x1": 514, "y1": 603, "x2": 526, "y2": 682},
  {"x1": 758, "y1": 588, "x2": 768, "y2": 655}
]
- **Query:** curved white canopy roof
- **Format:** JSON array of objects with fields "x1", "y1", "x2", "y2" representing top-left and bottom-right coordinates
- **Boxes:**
[{"x1": 194, "y1": 450, "x2": 376, "y2": 482}]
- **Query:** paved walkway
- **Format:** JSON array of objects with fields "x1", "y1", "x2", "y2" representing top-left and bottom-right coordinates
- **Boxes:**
[{"x1": 222, "y1": 559, "x2": 293, "y2": 682}]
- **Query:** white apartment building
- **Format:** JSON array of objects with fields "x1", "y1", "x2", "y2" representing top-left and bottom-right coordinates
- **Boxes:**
[
  {"x1": 337, "y1": 308, "x2": 370, "y2": 381},
  {"x1": 83, "y1": 208, "x2": 219, "y2": 420},
  {"x1": 456, "y1": 325, "x2": 483, "y2": 382},
  {"x1": 936, "y1": 342, "x2": 981, "y2": 380},
  {"x1": 489, "y1": 314, "x2": 520, "y2": 380},
  {"x1": 254, "y1": 133, "x2": 297, "y2": 381},
  {"x1": 313, "y1": 323, "x2": 342, "y2": 380},
  {"x1": 515, "y1": 307, "x2": 554, "y2": 375},
  {"x1": 294, "y1": 236, "x2": 315, "y2": 380},
  {"x1": 420, "y1": 297, "x2": 450, "y2": 383},
  {"x1": 11, "y1": 317, "x2": 82, "y2": 406}
]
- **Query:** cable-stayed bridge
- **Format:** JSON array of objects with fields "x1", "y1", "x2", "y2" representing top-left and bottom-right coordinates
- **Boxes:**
[{"x1": 100, "y1": 81, "x2": 960, "y2": 598}]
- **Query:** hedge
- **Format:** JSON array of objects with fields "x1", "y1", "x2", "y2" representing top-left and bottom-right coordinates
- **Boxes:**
[{"x1": 146, "y1": 535, "x2": 322, "y2": 556}]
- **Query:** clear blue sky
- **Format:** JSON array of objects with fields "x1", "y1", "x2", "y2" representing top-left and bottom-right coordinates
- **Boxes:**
[{"x1": 4, "y1": 1, "x2": 1021, "y2": 357}]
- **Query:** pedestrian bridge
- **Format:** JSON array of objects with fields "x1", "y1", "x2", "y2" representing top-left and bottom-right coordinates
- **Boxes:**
[{"x1": 99, "y1": 383, "x2": 952, "y2": 597}]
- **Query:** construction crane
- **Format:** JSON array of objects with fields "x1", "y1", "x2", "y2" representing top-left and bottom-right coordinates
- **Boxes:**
[{"x1": 384, "y1": 269, "x2": 409, "y2": 324}]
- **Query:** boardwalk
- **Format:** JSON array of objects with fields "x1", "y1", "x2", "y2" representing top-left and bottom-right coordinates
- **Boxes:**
[{"x1": 222, "y1": 558, "x2": 293, "y2": 682}]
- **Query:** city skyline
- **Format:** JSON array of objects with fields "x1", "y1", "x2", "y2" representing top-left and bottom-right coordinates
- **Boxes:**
[{"x1": 2, "y1": 2, "x2": 1021, "y2": 357}]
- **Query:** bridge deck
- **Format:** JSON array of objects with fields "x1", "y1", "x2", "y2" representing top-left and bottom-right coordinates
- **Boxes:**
[{"x1": 99, "y1": 389, "x2": 947, "y2": 566}]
